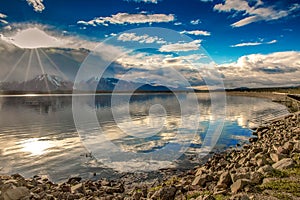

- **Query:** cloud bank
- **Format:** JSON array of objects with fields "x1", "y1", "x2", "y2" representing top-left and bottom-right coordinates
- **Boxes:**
[
  {"x1": 214, "y1": 0, "x2": 300, "y2": 27},
  {"x1": 218, "y1": 51, "x2": 300, "y2": 88},
  {"x1": 180, "y1": 30, "x2": 211, "y2": 36},
  {"x1": 117, "y1": 33, "x2": 166, "y2": 44},
  {"x1": 230, "y1": 40, "x2": 277, "y2": 47},
  {"x1": 159, "y1": 40, "x2": 202, "y2": 52},
  {"x1": 77, "y1": 13, "x2": 175, "y2": 26}
]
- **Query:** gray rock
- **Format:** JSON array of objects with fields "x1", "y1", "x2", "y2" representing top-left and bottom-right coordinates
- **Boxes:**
[
  {"x1": 151, "y1": 186, "x2": 177, "y2": 200},
  {"x1": 103, "y1": 185, "x2": 124, "y2": 194},
  {"x1": 256, "y1": 158, "x2": 268, "y2": 167},
  {"x1": 272, "y1": 158, "x2": 294, "y2": 170},
  {"x1": 218, "y1": 171, "x2": 232, "y2": 185},
  {"x1": 257, "y1": 165, "x2": 274, "y2": 175},
  {"x1": 230, "y1": 193, "x2": 250, "y2": 200},
  {"x1": 230, "y1": 179, "x2": 251, "y2": 194},
  {"x1": 71, "y1": 183, "x2": 83, "y2": 193},
  {"x1": 192, "y1": 174, "x2": 212, "y2": 187},
  {"x1": 293, "y1": 141, "x2": 300, "y2": 153},
  {"x1": 231, "y1": 173, "x2": 250, "y2": 183},
  {"x1": 195, "y1": 167, "x2": 205, "y2": 176},
  {"x1": 1, "y1": 186, "x2": 30, "y2": 200},
  {"x1": 283, "y1": 142, "x2": 294, "y2": 152},
  {"x1": 277, "y1": 146, "x2": 288, "y2": 155},
  {"x1": 269, "y1": 153, "x2": 284, "y2": 163},
  {"x1": 250, "y1": 172, "x2": 263, "y2": 184}
]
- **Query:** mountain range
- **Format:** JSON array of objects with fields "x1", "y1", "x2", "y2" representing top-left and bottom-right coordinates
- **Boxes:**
[{"x1": 0, "y1": 74, "x2": 184, "y2": 93}]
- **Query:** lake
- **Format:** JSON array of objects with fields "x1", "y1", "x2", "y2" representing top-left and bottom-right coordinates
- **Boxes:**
[{"x1": 0, "y1": 93, "x2": 289, "y2": 182}]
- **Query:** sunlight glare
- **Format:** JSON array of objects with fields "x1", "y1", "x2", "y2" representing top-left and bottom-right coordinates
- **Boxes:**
[{"x1": 20, "y1": 138, "x2": 55, "y2": 156}]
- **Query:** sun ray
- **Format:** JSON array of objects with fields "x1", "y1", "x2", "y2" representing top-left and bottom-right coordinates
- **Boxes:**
[
  {"x1": 24, "y1": 50, "x2": 33, "y2": 83},
  {"x1": 2, "y1": 51, "x2": 28, "y2": 82},
  {"x1": 35, "y1": 49, "x2": 51, "y2": 93},
  {"x1": 39, "y1": 49, "x2": 69, "y2": 80}
]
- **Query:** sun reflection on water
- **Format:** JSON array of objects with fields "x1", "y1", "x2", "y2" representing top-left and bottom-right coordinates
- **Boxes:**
[{"x1": 20, "y1": 138, "x2": 55, "y2": 156}]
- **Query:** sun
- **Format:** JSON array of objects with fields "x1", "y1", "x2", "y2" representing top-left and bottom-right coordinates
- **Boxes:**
[{"x1": 0, "y1": 27, "x2": 70, "y2": 89}]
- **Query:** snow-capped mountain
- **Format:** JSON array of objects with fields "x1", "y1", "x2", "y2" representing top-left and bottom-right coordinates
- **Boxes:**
[
  {"x1": 84, "y1": 77, "x2": 177, "y2": 92},
  {"x1": 0, "y1": 74, "x2": 189, "y2": 93},
  {"x1": 0, "y1": 74, "x2": 73, "y2": 92}
]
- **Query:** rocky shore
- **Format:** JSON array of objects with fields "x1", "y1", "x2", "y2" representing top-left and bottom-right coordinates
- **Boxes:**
[{"x1": 1, "y1": 112, "x2": 299, "y2": 200}]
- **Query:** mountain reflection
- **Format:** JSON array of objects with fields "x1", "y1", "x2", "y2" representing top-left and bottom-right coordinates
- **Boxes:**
[{"x1": 0, "y1": 94, "x2": 289, "y2": 179}]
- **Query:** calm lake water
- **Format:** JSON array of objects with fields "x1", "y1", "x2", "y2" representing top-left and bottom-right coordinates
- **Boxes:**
[{"x1": 0, "y1": 94, "x2": 289, "y2": 182}]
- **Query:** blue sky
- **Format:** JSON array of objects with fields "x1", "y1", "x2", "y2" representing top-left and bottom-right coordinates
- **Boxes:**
[{"x1": 0, "y1": 0, "x2": 299, "y2": 88}]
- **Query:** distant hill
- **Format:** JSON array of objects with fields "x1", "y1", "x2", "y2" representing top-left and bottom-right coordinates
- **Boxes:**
[{"x1": 226, "y1": 85, "x2": 300, "y2": 92}]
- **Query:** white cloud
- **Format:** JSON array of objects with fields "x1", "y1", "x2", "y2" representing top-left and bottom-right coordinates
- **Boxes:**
[
  {"x1": 0, "y1": 19, "x2": 8, "y2": 25},
  {"x1": 116, "y1": 52, "x2": 207, "y2": 71},
  {"x1": 231, "y1": 39, "x2": 277, "y2": 47},
  {"x1": 159, "y1": 40, "x2": 202, "y2": 52},
  {"x1": 231, "y1": 16, "x2": 259, "y2": 27},
  {"x1": 218, "y1": 51, "x2": 300, "y2": 88},
  {"x1": 231, "y1": 42, "x2": 262, "y2": 47},
  {"x1": 214, "y1": 0, "x2": 300, "y2": 27},
  {"x1": 190, "y1": 19, "x2": 201, "y2": 25},
  {"x1": 117, "y1": 33, "x2": 166, "y2": 44},
  {"x1": 26, "y1": 0, "x2": 45, "y2": 13},
  {"x1": 77, "y1": 13, "x2": 175, "y2": 26},
  {"x1": 180, "y1": 30, "x2": 211, "y2": 36},
  {"x1": 267, "y1": 39, "x2": 277, "y2": 44},
  {"x1": 0, "y1": 13, "x2": 7, "y2": 19},
  {"x1": 125, "y1": 0, "x2": 158, "y2": 3},
  {"x1": 174, "y1": 22, "x2": 182, "y2": 26},
  {"x1": 0, "y1": 13, "x2": 8, "y2": 24},
  {"x1": 0, "y1": 26, "x2": 100, "y2": 50},
  {"x1": 1, "y1": 27, "x2": 63, "y2": 49},
  {"x1": 114, "y1": 52, "x2": 210, "y2": 87}
]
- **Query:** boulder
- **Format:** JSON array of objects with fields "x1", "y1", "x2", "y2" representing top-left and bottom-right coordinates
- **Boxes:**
[
  {"x1": 217, "y1": 171, "x2": 232, "y2": 185},
  {"x1": 230, "y1": 173, "x2": 250, "y2": 183},
  {"x1": 71, "y1": 183, "x2": 83, "y2": 193},
  {"x1": 270, "y1": 153, "x2": 284, "y2": 163},
  {"x1": 230, "y1": 179, "x2": 251, "y2": 194},
  {"x1": 256, "y1": 158, "x2": 268, "y2": 167},
  {"x1": 272, "y1": 158, "x2": 294, "y2": 170},
  {"x1": 277, "y1": 146, "x2": 288, "y2": 155},
  {"x1": 283, "y1": 142, "x2": 294, "y2": 152},
  {"x1": 257, "y1": 165, "x2": 274, "y2": 175},
  {"x1": 293, "y1": 141, "x2": 300, "y2": 153},
  {"x1": 1, "y1": 186, "x2": 30, "y2": 200},
  {"x1": 250, "y1": 172, "x2": 263, "y2": 185},
  {"x1": 151, "y1": 186, "x2": 177, "y2": 200},
  {"x1": 192, "y1": 174, "x2": 212, "y2": 187}
]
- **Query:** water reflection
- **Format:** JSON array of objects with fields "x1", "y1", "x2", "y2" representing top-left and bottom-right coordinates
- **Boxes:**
[
  {"x1": 0, "y1": 94, "x2": 289, "y2": 181},
  {"x1": 20, "y1": 138, "x2": 55, "y2": 156}
]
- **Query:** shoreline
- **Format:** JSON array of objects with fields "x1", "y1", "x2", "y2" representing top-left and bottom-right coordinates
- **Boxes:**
[
  {"x1": 1, "y1": 93, "x2": 299, "y2": 199},
  {"x1": 1, "y1": 112, "x2": 299, "y2": 199}
]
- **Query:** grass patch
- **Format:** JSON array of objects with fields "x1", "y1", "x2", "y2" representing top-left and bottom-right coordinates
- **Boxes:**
[
  {"x1": 186, "y1": 190, "x2": 211, "y2": 200},
  {"x1": 187, "y1": 192, "x2": 201, "y2": 200},
  {"x1": 149, "y1": 176, "x2": 180, "y2": 192},
  {"x1": 148, "y1": 185, "x2": 162, "y2": 192},
  {"x1": 273, "y1": 193, "x2": 294, "y2": 200},
  {"x1": 260, "y1": 179, "x2": 300, "y2": 197},
  {"x1": 266, "y1": 169, "x2": 288, "y2": 178},
  {"x1": 214, "y1": 194, "x2": 229, "y2": 200}
]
